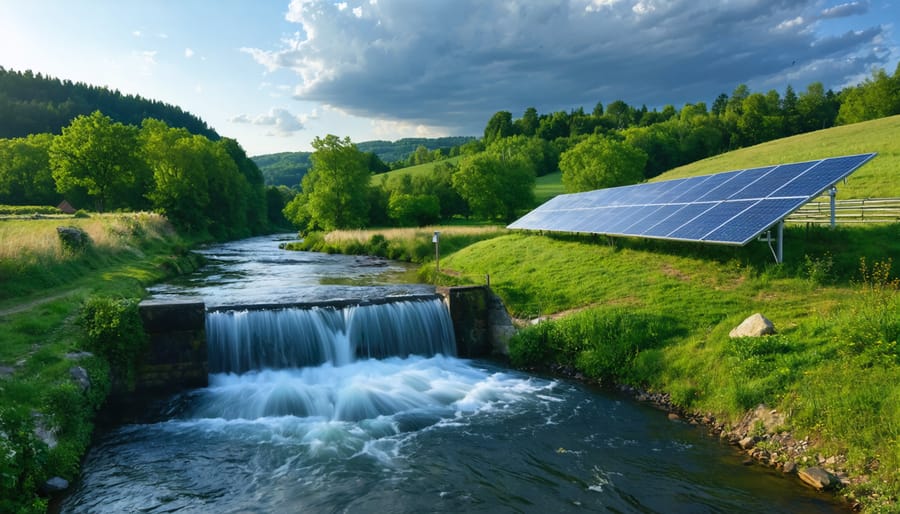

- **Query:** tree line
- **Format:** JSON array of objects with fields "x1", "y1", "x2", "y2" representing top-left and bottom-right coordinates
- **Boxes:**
[
  {"x1": 0, "y1": 67, "x2": 219, "y2": 140},
  {"x1": 283, "y1": 64, "x2": 900, "y2": 231},
  {"x1": 0, "y1": 111, "x2": 276, "y2": 238}
]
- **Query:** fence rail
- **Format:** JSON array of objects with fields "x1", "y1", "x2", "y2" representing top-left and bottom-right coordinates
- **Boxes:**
[{"x1": 786, "y1": 197, "x2": 900, "y2": 225}]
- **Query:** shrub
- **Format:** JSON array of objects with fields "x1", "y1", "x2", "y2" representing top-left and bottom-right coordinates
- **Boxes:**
[
  {"x1": 78, "y1": 296, "x2": 147, "y2": 388},
  {"x1": 72, "y1": 209, "x2": 91, "y2": 219},
  {"x1": 0, "y1": 406, "x2": 48, "y2": 514}
]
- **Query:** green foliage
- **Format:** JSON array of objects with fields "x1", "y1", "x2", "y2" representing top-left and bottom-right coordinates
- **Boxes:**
[
  {"x1": 0, "y1": 406, "x2": 48, "y2": 514},
  {"x1": 388, "y1": 193, "x2": 440, "y2": 226},
  {"x1": 0, "y1": 133, "x2": 57, "y2": 206},
  {"x1": 836, "y1": 258, "x2": 900, "y2": 363},
  {"x1": 0, "y1": 205, "x2": 61, "y2": 215},
  {"x1": 452, "y1": 148, "x2": 535, "y2": 221},
  {"x1": 72, "y1": 209, "x2": 90, "y2": 219},
  {"x1": 296, "y1": 135, "x2": 373, "y2": 231},
  {"x1": 509, "y1": 308, "x2": 680, "y2": 382},
  {"x1": 50, "y1": 111, "x2": 149, "y2": 212},
  {"x1": 78, "y1": 296, "x2": 147, "y2": 387},
  {"x1": 803, "y1": 252, "x2": 834, "y2": 285},
  {"x1": 559, "y1": 135, "x2": 647, "y2": 192}
]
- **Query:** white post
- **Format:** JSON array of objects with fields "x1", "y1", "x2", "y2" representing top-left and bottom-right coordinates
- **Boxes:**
[
  {"x1": 432, "y1": 231, "x2": 441, "y2": 274},
  {"x1": 776, "y1": 220, "x2": 784, "y2": 264},
  {"x1": 829, "y1": 187, "x2": 837, "y2": 229}
]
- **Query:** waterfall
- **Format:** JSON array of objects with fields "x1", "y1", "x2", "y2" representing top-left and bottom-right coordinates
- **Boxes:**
[{"x1": 206, "y1": 298, "x2": 457, "y2": 374}]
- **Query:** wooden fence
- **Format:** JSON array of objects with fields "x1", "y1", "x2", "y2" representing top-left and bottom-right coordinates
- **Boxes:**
[{"x1": 786, "y1": 197, "x2": 900, "y2": 225}]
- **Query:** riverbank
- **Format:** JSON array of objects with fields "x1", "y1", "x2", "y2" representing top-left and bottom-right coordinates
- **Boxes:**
[{"x1": 0, "y1": 213, "x2": 206, "y2": 514}]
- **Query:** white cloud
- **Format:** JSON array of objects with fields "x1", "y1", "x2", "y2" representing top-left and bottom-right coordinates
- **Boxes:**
[
  {"x1": 231, "y1": 108, "x2": 308, "y2": 136},
  {"x1": 241, "y1": 0, "x2": 893, "y2": 134},
  {"x1": 132, "y1": 30, "x2": 142, "y2": 37},
  {"x1": 185, "y1": 47, "x2": 195, "y2": 58}
]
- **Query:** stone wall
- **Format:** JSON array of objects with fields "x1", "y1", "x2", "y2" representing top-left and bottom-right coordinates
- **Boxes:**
[
  {"x1": 439, "y1": 286, "x2": 515, "y2": 359},
  {"x1": 136, "y1": 299, "x2": 207, "y2": 393}
]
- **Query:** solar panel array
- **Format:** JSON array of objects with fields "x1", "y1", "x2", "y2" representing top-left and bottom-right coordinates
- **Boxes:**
[{"x1": 508, "y1": 153, "x2": 876, "y2": 246}]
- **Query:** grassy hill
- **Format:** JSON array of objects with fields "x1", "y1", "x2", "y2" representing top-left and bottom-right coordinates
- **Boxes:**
[
  {"x1": 436, "y1": 116, "x2": 900, "y2": 511},
  {"x1": 657, "y1": 115, "x2": 900, "y2": 199}
]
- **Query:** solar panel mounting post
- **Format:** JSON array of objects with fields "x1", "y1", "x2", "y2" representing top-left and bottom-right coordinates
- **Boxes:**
[
  {"x1": 829, "y1": 187, "x2": 837, "y2": 229},
  {"x1": 777, "y1": 220, "x2": 784, "y2": 264}
]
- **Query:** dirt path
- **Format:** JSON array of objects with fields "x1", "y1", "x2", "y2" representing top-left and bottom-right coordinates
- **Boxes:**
[{"x1": 0, "y1": 288, "x2": 86, "y2": 318}]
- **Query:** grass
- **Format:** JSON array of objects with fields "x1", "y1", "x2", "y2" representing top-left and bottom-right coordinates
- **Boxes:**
[
  {"x1": 534, "y1": 171, "x2": 564, "y2": 204},
  {"x1": 374, "y1": 156, "x2": 462, "y2": 187}
]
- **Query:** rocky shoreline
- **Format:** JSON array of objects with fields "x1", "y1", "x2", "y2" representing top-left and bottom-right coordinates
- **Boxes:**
[{"x1": 544, "y1": 363, "x2": 865, "y2": 511}]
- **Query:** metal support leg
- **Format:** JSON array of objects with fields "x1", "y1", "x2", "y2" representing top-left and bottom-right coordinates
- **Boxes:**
[
  {"x1": 776, "y1": 220, "x2": 784, "y2": 264},
  {"x1": 829, "y1": 187, "x2": 837, "y2": 229}
]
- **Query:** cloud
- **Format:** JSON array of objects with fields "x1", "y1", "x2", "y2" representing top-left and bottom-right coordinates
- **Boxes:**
[
  {"x1": 230, "y1": 108, "x2": 308, "y2": 136},
  {"x1": 185, "y1": 48, "x2": 195, "y2": 58},
  {"x1": 243, "y1": 0, "x2": 894, "y2": 134},
  {"x1": 820, "y1": 1, "x2": 869, "y2": 19}
]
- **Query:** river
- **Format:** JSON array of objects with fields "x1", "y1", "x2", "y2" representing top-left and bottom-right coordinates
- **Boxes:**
[{"x1": 59, "y1": 235, "x2": 845, "y2": 513}]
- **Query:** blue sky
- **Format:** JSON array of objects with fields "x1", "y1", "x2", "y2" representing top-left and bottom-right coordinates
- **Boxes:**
[{"x1": 1, "y1": 0, "x2": 897, "y2": 156}]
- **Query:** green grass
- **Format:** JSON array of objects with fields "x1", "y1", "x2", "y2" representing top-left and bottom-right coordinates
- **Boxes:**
[
  {"x1": 534, "y1": 171, "x2": 565, "y2": 204},
  {"x1": 374, "y1": 156, "x2": 462, "y2": 187}
]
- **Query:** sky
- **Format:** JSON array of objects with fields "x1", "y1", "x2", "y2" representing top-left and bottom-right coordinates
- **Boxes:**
[{"x1": 0, "y1": 1, "x2": 897, "y2": 157}]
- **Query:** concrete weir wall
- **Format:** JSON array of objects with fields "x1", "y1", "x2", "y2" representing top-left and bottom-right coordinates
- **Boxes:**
[
  {"x1": 136, "y1": 298, "x2": 208, "y2": 392},
  {"x1": 439, "y1": 285, "x2": 515, "y2": 359},
  {"x1": 135, "y1": 287, "x2": 516, "y2": 392}
]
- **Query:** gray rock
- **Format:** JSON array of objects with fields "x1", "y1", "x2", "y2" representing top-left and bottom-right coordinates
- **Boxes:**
[
  {"x1": 0, "y1": 366, "x2": 14, "y2": 378},
  {"x1": 42, "y1": 476, "x2": 69, "y2": 494},
  {"x1": 738, "y1": 436, "x2": 758, "y2": 450},
  {"x1": 70, "y1": 366, "x2": 91, "y2": 393},
  {"x1": 799, "y1": 466, "x2": 839, "y2": 490},
  {"x1": 65, "y1": 351, "x2": 94, "y2": 360},
  {"x1": 729, "y1": 313, "x2": 776, "y2": 338},
  {"x1": 31, "y1": 413, "x2": 57, "y2": 449}
]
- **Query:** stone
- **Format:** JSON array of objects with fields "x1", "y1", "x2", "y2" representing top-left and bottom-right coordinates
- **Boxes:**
[
  {"x1": 0, "y1": 366, "x2": 14, "y2": 378},
  {"x1": 42, "y1": 476, "x2": 69, "y2": 495},
  {"x1": 738, "y1": 436, "x2": 758, "y2": 450},
  {"x1": 783, "y1": 461, "x2": 797, "y2": 474},
  {"x1": 70, "y1": 366, "x2": 91, "y2": 393},
  {"x1": 729, "y1": 313, "x2": 776, "y2": 338},
  {"x1": 667, "y1": 413, "x2": 681, "y2": 421},
  {"x1": 799, "y1": 466, "x2": 839, "y2": 490}
]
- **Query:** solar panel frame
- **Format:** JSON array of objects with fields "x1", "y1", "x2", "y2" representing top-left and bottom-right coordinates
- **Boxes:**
[{"x1": 507, "y1": 153, "x2": 877, "y2": 247}]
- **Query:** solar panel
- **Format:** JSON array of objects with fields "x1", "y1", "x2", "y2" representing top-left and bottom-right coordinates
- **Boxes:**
[{"x1": 508, "y1": 153, "x2": 876, "y2": 247}]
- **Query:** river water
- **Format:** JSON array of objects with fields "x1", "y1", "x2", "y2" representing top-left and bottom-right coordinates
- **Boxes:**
[{"x1": 60, "y1": 235, "x2": 845, "y2": 513}]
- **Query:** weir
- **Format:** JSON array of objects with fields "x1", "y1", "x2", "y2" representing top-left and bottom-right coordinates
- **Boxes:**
[{"x1": 136, "y1": 287, "x2": 511, "y2": 392}]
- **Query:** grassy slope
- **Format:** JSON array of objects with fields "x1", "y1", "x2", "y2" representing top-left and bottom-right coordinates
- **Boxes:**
[
  {"x1": 532, "y1": 115, "x2": 900, "y2": 201},
  {"x1": 374, "y1": 156, "x2": 462, "y2": 187},
  {"x1": 440, "y1": 117, "x2": 900, "y2": 510}
]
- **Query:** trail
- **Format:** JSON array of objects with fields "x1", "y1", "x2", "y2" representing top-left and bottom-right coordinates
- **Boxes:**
[{"x1": 0, "y1": 289, "x2": 86, "y2": 318}]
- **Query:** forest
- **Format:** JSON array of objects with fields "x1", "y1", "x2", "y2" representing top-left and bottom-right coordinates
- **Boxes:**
[{"x1": 2, "y1": 63, "x2": 900, "y2": 236}]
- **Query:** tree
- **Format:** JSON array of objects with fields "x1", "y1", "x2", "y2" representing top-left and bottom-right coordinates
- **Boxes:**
[
  {"x1": 0, "y1": 133, "x2": 57, "y2": 205},
  {"x1": 483, "y1": 111, "x2": 515, "y2": 145},
  {"x1": 559, "y1": 135, "x2": 647, "y2": 192},
  {"x1": 49, "y1": 111, "x2": 148, "y2": 211},
  {"x1": 140, "y1": 119, "x2": 211, "y2": 231},
  {"x1": 515, "y1": 107, "x2": 539, "y2": 136},
  {"x1": 837, "y1": 66, "x2": 900, "y2": 125},
  {"x1": 297, "y1": 135, "x2": 371, "y2": 231},
  {"x1": 452, "y1": 151, "x2": 535, "y2": 221},
  {"x1": 388, "y1": 193, "x2": 440, "y2": 226}
]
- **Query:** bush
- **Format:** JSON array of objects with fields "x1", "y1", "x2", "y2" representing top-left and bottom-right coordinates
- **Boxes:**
[
  {"x1": 78, "y1": 296, "x2": 147, "y2": 388},
  {"x1": 509, "y1": 308, "x2": 681, "y2": 382},
  {"x1": 72, "y1": 209, "x2": 90, "y2": 219},
  {"x1": 0, "y1": 406, "x2": 48, "y2": 514}
]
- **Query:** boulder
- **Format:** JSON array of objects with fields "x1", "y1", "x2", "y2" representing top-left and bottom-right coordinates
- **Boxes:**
[
  {"x1": 729, "y1": 313, "x2": 775, "y2": 338},
  {"x1": 799, "y1": 466, "x2": 839, "y2": 490},
  {"x1": 70, "y1": 366, "x2": 91, "y2": 393},
  {"x1": 41, "y1": 476, "x2": 69, "y2": 495}
]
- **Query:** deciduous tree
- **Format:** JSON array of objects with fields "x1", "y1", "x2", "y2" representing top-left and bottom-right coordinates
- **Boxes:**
[{"x1": 559, "y1": 135, "x2": 646, "y2": 192}]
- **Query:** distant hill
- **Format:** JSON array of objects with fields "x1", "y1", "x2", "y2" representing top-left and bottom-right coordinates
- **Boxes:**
[
  {"x1": 252, "y1": 151, "x2": 313, "y2": 188},
  {"x1": 356, "y1": 137, "x2": 475, "y2": 164},
  {"x1": 0, "y1": 67, "x2": 219, "y2": 140},
  {"x1": 252, "y1": 136, "x2": 476, "y2": 188}
]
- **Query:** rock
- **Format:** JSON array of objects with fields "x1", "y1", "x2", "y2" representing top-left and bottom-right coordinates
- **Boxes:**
[
  {"x1": 667, "y1": 413, "x2": 681, "y2": 421},
  {"x1": 70, "y1": 366, "x2": 91, "y2": 393},
  {"x1": 738, "y1": 436, "x2": 758, "y2": 450},
  {"x1": 783, "y1": 461, "x2": 797, "y2": 474},
  {"x1": 729, "y1": 313, "x2": 776, "y2": 338},
  {"x1": 31, "y1": 413, "x2": 57, "y2": 449},
  {"x1": 0, "y1": 366, "x2": 14, "y2": 379},
  {"x1": 65, "y1": 351, "x2": 94, "y2": 360},
  {"x1": 799, "y1": 466, "x2": 839, "y2": 490},
  {"x1": 41, "y1": 476, "x2": 69, "y2": 495},
  {"x1": 56, "y1": 225, "x2": 92, "y2": 252}
]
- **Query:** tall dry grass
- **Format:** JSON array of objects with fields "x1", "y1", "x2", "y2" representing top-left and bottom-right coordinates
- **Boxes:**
[
  {"x1": 324, "y1": 225, "x2": 505, "y2": 245},
  {"x1": 0, "y1": 212, "x2": 172, "y2": 263}
]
